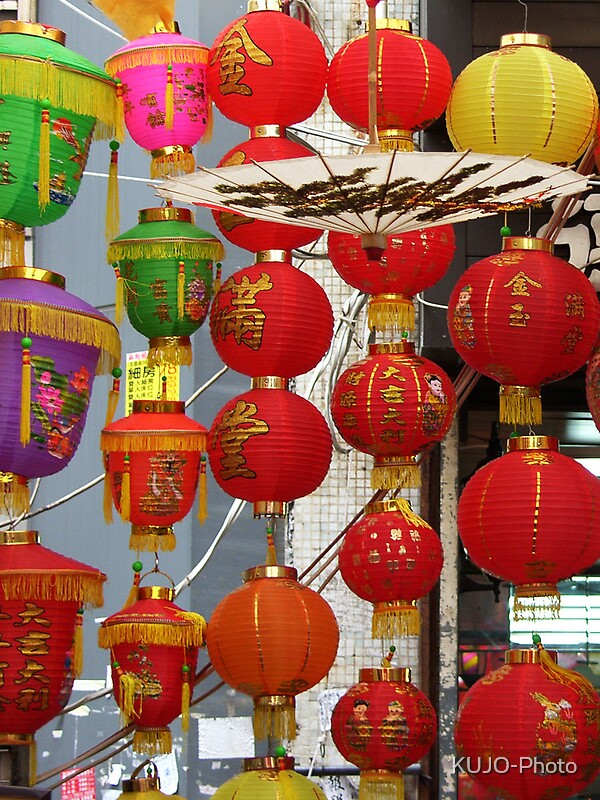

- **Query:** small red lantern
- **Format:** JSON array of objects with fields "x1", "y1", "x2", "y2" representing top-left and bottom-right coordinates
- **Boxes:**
[
  {"x1": 455, "y1": 645, "x2": 600, "y2": 800},
  {"x1": 339, "y1": 498, "x2": 443, "y2": 638},
  {"x1": 99, "y1": 583, "x2": 206, "y2": 755},
  {"x1": 328, "y1": 225, "x2": 455, "y2": 331},
  {"x1": 207, "y1": 4, "x2": 327, "y2": 129},
  {"x1": 457, "y1": 435, "x2": 600, "y2": 619},
  {"x1": 212, "y1": 131, "x2": 322, "y2": 252},
  {"x1": 210, "y1": 258, "x2": 333, "y2": 378},
  {"x1": 208, "y1": 380, "x2": 332, "y2": 517},
  {"x1": 330, "y1": 341, "x2": 456, "y2": 490},
  {"x1": 0, "y1": 530, "x2": 105, "y2": 760},
  {"x1": 327, "y1": 20, "x2": 452, "y2": 151},
  {"x1": 101, "y1": 399, "x2": 208, "y2": 552},
  {"x1": 448, "y1": 236, "x2": 600, "y2": 425},
  {"x1": 206, "y1": 564, "x2": 339, "y2": 740},
  {"x1": 331, "y1": 666, "x2": 437, "y2": 800}
]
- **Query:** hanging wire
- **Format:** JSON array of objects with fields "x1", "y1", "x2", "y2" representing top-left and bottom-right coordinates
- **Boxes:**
[
  {"x1": 517, "y1": 0, "x2": 529, "y2": 32},
  {"x1": 54, "y1": 0, "x2": 127, "y2": 39}
]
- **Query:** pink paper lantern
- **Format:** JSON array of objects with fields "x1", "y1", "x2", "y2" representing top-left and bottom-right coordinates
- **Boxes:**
[{"x1": 105, "y1": 28, "x2": 210, "y2": 177}]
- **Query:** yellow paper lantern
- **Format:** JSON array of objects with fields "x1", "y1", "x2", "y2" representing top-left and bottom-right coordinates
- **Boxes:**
[
  {"x1": 446, "y1": 33, "x2": 599, "y2": 165},
  {"x1": 211, "y1": 756, "x2": 328, "y2": 800}
]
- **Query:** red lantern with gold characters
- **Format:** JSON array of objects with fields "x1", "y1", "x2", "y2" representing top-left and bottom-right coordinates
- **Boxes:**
[
  {"x1": 457, "y1": 435, "x2": 600, "y2": 620},
  {"x1": 207, "y1": 2, "x2": 328, "y2": 129},
  {"x1": 212, "y1": 131, "x2": 322, "y2": 252},
  {"x1": 331, "y1": 666, "x2": 437, "y2": 800},
  {"x1": 208, "y1": 380, "x2": 332, "y2": 517},
  {"x1": 455, "y1": 643, "x2": 600, "y2": 800},
  {"x1": 101, "y1": 398, "x2": 208, "y2": 552},
  {"x1": 327, "y1": 20, "x2": 452, "y2": 152},
  {"x1": 331, "y1": 341, "x2": 456, "y2": 490},
  {"x1": 206, "y1": 564, "x2": 339, "y2": 740},
  {"x1": 339, "y1": 498, "x2": 443, "y2": 638},
  {"x1": 99, "y1": 582, "x2": 206, "y2": 756},
  {"x1": 328, "y1": 225, "x2": 455, "y2": 331},
  {"x1": 210, "y1": 257, "x2": 333, "y2": 378},
  {"x1": 0, "y1": 530, "x2": 106, "y2": 765},
  {"x1": 448, "y1": 236, "x2": 600, "y2": 425}
]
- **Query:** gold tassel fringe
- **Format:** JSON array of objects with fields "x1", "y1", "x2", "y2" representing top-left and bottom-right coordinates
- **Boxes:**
[
  {"x1": 513, "y1": 583, "x2": 561, "y2": 621},
  {"x1": 359, "y1": 771, "x2": 404, "y2": 800},
  {"x1": 129, "y1": 528, "x2": 176, "y2": 553},
  {"x1": 266, "y1": 531, "x2": 278, "y2": 566},
  {"x1": 106, "y1": 46, "x2": 208, "y2": 76},
  {"x1": 114, "y1": 80, "x2": 125, "y2": 144},
  {"x1": 378, "y1": 136, "x2": 415, "y2": 153},
  {"x1": 253, "y1": 702, "x2": 296, "y2": 741},
  {"x1": 119, "y1": 671, "x2": 138, "y2": 721},
  {"x1": 121, "y1": 571, "x2": 141, "y2": 610},
  {"x1": 0, "y1": 572, "x2": 105, "y2": 607},
  {"x1": 201, "y1": 101, "x2": 213, "y2": 144},
  {"x1": 198, "y1": 457, "x2": 208, "y2": 525},
  {"x1": 371, "y1": 462, "x2": 421, "y2": 490},
  {"x1": 372, "y1": 603, "x2": 421, "y2": 639},
  {"x1": 73, "y1": 610, "x2": 84, "y2": 677},
  {"x1": 38, "y1": 103, "x2": 50, "y2": 210},
  {"x1": 147, "y1": 339, "x2": 192, "y2": 367},
  {"x1": 0, "y1": 220, "x2": 25, "y2": 267},
  {"x1": 108, "y1": 238, "x2": 224, "y2": 264},
  {"x1": 0, "y1": 56, "x2": 118, "y2": 139},
  {"x1": 0, "y1": 474, "x2": 30, "y2": 516},
  {"x1": 20, "y1": 339, "x2": 31, "y2": 446},
  {"x1": 0, "y1": 301, "x2": 121, "y2": 374},
  {"x1": 165, "y1": 65, "x2": 174, "y2": 130},
  {"x1": 181, "y1": 679, "x2": 190, "y2": 733},
  {"x1": 99, "y1": 618, "x2": 206, "y2": 649},
  {"x1": 177, "y1": 261, "x2": 185, "y2": 320},
  {"x1": 101, "y1": 431, "x2": 206, "y2": 452},
  {"x1": 537, "y1": 644, "x2": 599, "y2": 703},
  {"x1": 499, "y1": 385, "x2": 542, "y2": 426},
  {"x1": 103, "y1": 469, "x2": 113, "y2": 525},
  {"x1": 133, "y1": 727, "x2": 172, "y2": 756},
  {"x1": 392, "y1": 498, "x2": 426, "y2": 527},
  {"x1": 150, "y1": 148, "x2": 196, "y2": 178},
  {"x1": 106, "y1": 144, "x2": 120, "y2": 243},
  {"x1": 120, "y1": 459, "x2": 131, "y2": 522},
  {"x1": 368, "y1": 295, "x2": 415, "y2": 332}
]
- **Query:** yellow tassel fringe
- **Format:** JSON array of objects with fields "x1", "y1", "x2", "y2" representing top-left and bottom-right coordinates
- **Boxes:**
[
  {"x1": 38, "y1": 105, "x2": 50, "y2": 210},
  {"x1": 105, "y1": 46, "x2": 208, "y2": 76},
  {"x1": 107, "y1": 239, "x2": 224, "y2": 264},
  {"x1": 177, "y1": 261, "x2": 185, "y2": 320},
  {"x1": 181, "y1": 679, "x2": 190, "y2": 733},
  {"x1": 20, "y1": 342, "x2": 31, "y2": 446},
  {"x1": 120, "y1": 463, "x2": 131, "y2": 522},
  {"x1": 73, "y1": 612, "x2": 84, "y2": 677},
  {"x1": 133, "y1": 727, "x2": 172, "y2": 756},
  {"x1": 513, "y1": 584, "x2": 561, "y2": 621},
  {"x1": 0, "y1": 474, "x2": 30, "y2": 516},
  {"x1": 147, "y1": 339, "x2": 193, "y2": 367},
  {"x1": 106, "y1": 148, "x2": 120, "y2": 243},
  {"x1": 0, "y1": 301, "x2": 121, "y2": 374},
  {"x1": 99, "y1": 618, "x2": 206, "y2": 649},
  {"x1": 165, "y1": 65, "x2": 174, "y2": 130},
  {"x1": 201, "y1": 101, "x2": 213, "y2": 144},
  {"x1": 499, "y1": 385, "x2": 542, "y2": 426},
  {"x1": 368, "y1": 295, "x2": 415, "y2": 333},
  {"x1": 0, "y1": 56, "x2": 118, "y2": 139},
  {"x1": 150, "y1": 148, "x2": 196, "y2": 178},
  {"x1": 197, "y1": 458, "x2": 208, "y2": 526},
  {"x1": 371, "y1": 462, "x2": 421, "y2": 490},
  {"x1": 119, "y1": 671, "x2": 139, "y2": 721},
  {"x1": 538, "y1": 644, "x2": 599, "y2": 703},
  {"x1": 103, "y1": 469, "x2": 113, "y2": 525},
  {"x1": 101, "y1": 431, "x2": 206, "y2": 452},
  {"x1": 0, "y1": 220, "x2": 25, "y2": 268},
  {"x1": 129, "y1": 528, "x2": 176, "y2": 553},
  {"x1": 372, "y1": 603, "x2": 421, "y2": 639},
  {"x1": 378, "y1": 134, "x2": 415, "y2": 153},
  {"x1": 359, "y1": 771, "x2": 404, "y2": 800},
  {"x1": 253, "y1": 702, "x2": 296, "y2": 741},
  {"x1": 0, "y1": 572, "x2": 105, "y2": 607}
]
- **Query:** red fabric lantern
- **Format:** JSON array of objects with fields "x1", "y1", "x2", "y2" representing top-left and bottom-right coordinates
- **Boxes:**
[
  {"x1": 338, "y1": 498, "x2": 443, "y2": 638},
  {"x1": 455, "y1": 646, "x2": 600, "y2": 800},
  {"x1": 448, "y1": 236, "x2": 600, "y2": 425},
  {"x1": 210, "y1": 258, "x2": 333, "y2": 378},
  {"x1": 206, "y1": 564, "x2": 339, "y2": 740},
  {"x1": 207, "y1": 8, "x2": 327, "y2": 129},
  {"x1": 99, "y1": 584, "x2": 206, "y2": 755},
  {"x1": 101, "y1": 399, "x2": 207, "y2": 552},
  {"x1": 330, "y1": 341, "x2": 456, "y2": 490},
  {"x1": 457, "y1": 435, "x2": 600, "y2": 620},
  {"x1": 328, "y1": 225, "x2": 455, "y2": 331},
  {"x1": 327, "y1": 20, "x2": 452, "y2": 151},
  {"x1": 331, "y1": 666, "x2": 437, "y2": 800},
  {"x1": 212, "y1": 132, "x2": 322, "y2": 252},
  {"x1": 585, "y1": 340, "x2": 600, "y2": 434},
  {"x1": 208, "y1": 381, "x2": 332, "y2": 517},
  {"x1": 0, "y1": 530, "x2": 105, "y2": 755}
]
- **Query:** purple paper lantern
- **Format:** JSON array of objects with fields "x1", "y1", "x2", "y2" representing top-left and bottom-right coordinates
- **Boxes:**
[{"x1": 0, "y1": 266, "x2": 121, "y2": 514}]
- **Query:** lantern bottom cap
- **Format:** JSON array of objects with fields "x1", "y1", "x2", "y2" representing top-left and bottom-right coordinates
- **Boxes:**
[
  {"x1": 513, "y1": 583, "x2": 560, "y2": 621},
  {"x1": 499, "y1": 384, "x2": 542, "y2": 426},
  {"x1": 368, "y1": 294, "x2": 415, "y2": 333},
  {"x1": 132, "y1": 726, "x2": 172, "y2": 756},
  {"x1": 0, "y1": 473, "x2": 30, "y2": 517},
  {"x1": 253, "y1": 696, "x2": 296, "y2": 741},
  {"x1": 371, "y1": 457, "x2": 420, "y2": 490},
  {"x1": 148, "y1": 336, "x2": 192, "y2": 367},
  {"x1": 253, "y1": 500, "x2": 287, "y2": 517},
  {"x1": 372, "y1": 601, "x2": 421, "y2": 638},
  {"x1": 130, "y1": 525, "x2": 176, "y2": 552}
]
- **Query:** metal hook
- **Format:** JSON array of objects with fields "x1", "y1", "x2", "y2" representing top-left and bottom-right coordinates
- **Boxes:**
[
  {"x1": 517, "y1": 0, "x2": 528, "y2": 32},
  {"x1": 526, "y1": 205, "x2": 533, "y2": 237}
]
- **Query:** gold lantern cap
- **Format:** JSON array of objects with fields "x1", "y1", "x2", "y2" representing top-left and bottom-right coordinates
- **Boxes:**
[
  {"x1": 247, "y1": 0, "x2": 281, "y2": 11},
  {"x1": 359, "y1": 667, "x2": 411, "y2": 683},
  {"x1": 507, "y1": 435, "x2": 559, "y2": 452},
  {"x1": 243, "y1": 564, "x2": 298, "y2": 581},
  {"x1": 502, "y1": 236, "x2": 554, "y2": 254},
  {"x1": 150, "y1": 20, "x2": 181, "y2": 34},
  {"x1": 121, "y1": 761, "x2": 162, "y2": 793},
  {"x1": 0, "y1": 530, "x2": 39, "y2": 546},
  {"x1": 138, "y1": 586, "x2": 174, "y2": 602},
  {"x1": 139, "y1": 207, "x2": 193, "y2": 224},
  {"x1": 500, "y1": 32, "x2": 551, "y2": 48},
  {"x1": 132, "y1": 399, "x2": 186, "y2": 414},
  {"x1": 369, "y1": 340, "x2": 415, "y2": 356},
  {"x1": 0, "y1": 20, "x2": 66, "y2": 44},
  {"x1": 373, "y1": 19, "x2": 412, "y2": 32},
  {"x1": 0, "y1": 265, "x2": 66, "y2": 288},
  {"x1": 251, "y1": 125, "x2": 284, "y2": 139},
  {"x1": 244, "y1": 755, "x2": 295, "y2": 771},
  {"x1": 505, "y1": 648, "x2": 558, "y2": 664}
]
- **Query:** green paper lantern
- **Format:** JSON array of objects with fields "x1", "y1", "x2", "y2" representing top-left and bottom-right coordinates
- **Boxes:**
[
  {"x1": 0, "y1": 21, "x2": 118, "y2": 263},
  {"x1": 107, "y1": 206, "x2": 224, "y2": 366}
]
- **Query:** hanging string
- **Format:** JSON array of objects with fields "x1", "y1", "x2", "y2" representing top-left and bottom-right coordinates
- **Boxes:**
[{"x1": 518, "y1": 0, "x2": 529, "y2": 32}]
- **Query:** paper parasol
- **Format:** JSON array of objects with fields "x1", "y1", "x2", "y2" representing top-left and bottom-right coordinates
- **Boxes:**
[{"x1": 156, "y1": 149, "x2": 590, "y2": 254}]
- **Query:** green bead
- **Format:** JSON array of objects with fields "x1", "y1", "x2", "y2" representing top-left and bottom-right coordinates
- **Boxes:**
[
  {"x1": 274, "y1": 745, "x2": 287, "y2": 758},
  {"x1": 112, "y1": 661, "x2": 120, "y2": 669},
  {"x1": 500, "y1": 226, "x2": 512, "y2": 237},
  {"x1": 532, "y1": 633, "x2": 542, "y2": 645},
  {"x1": 21, "y1": 337, "x2": 32, "y2": 349},
  {"x1": 109, "y1": 140, "x2": 120, "y2": 152},
  {"x1": 389, "y1": 645, "x2": 396, "y2": 652},
  {"x1": 182, "y1": 664, "x2": 190, "y2": 673},
  {"x1": 132, "y1": 561, "x2": 143, "y2": 573},
  {"x1": 509, "y1": 431, "x2": 520, "y2": 438},
  {"x1": 112, "y1": 367, "x2": 123, "y2": 379},
  {"x1": 41, "y1": 98, "x2": 51, "y2": 110}
]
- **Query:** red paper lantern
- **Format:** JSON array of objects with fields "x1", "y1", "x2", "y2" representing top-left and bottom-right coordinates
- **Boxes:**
[
  {"x1": 212, "y1": 132, "x2": 322, "y2": 252},
  {"x1": 0, "y1": 530, "x2": 105, "y2": 757},
  {"x1": 448, "y1": 236, "x2": 600, "y2": 425},
  {"x1": 208, "y1": 380, "x2": 332, "y2": 517},
  {"x1": 585, "y1": 340, "x2": 600, "y2": 433},
  {"x1": 328, "y1": 225, "x2": 455, "y2": 331},
  {"x1": 101, "y1": 399, "x2": 207, "y2": 552},
  {"x1": 206, "y1": 564, "x2": 339, "y2": 740},
  {"x1": 331, "y1": 666, "x2": 437, "y2": 800},
  {"x1": 457, "y1": 435, "x2": 600, "y2": 620},
  {"x1": 339, "y1": 498, "x2": 443, "y2": 638},
  {"x1": 330, "y1": 341, "x2": 456, "y2": 490},
  {"x1": 455, "y1": 647, "x2": 600, "y2": 800},
  {"x1": 207, "y1": 7, "x2": 327, "y2": 129},
  {"x1": 210, "y1": 258, "x2": 333, "y2": 377},
  {"x1": 327, "y1": 20, "x2": 452, "y2": 151},
  {"x1": 99, "y1": 584, "x2": 206, "y2": 755}
]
